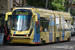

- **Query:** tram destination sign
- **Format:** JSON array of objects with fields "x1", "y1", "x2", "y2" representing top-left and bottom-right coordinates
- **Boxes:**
[
  {"x1": 16, "y1": 11, "x2": 29, "y2": 15},
  {"x1": 12, "y1": 9, "x2": 32, "y2": 16}
]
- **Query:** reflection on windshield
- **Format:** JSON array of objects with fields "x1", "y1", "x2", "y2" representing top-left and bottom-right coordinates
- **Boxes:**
[{"x1": 12, "y1": 15, "x2": 31, "y2": 31}]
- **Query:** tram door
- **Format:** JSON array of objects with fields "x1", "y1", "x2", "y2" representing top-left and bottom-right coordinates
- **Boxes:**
[
  {"x1": 55, "y1": 14, "x2": 60, "y2": 41},
  {"x1": 49, "y1": 15, "x2": 54, "y2": 42},
  {"x1": 61, "y1": 16, "x2": 65, "y2": 41}
]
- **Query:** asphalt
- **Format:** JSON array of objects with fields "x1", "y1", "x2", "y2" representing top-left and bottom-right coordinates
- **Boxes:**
[{"x1": 0, "y1": 36, "x2": 75, "y2": 50}]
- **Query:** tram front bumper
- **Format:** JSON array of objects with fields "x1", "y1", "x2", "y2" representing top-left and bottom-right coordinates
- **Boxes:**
[
  {"x1": 10, "y1": 36, "x2": 34, "y2": 44},
  {"x1": 10, "y1": 36, "x2": 30, "y2": 39}
]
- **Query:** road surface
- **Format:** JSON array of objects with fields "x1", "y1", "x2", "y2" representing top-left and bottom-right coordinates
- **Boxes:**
[{"x1": 0, "y1": 36, "x2": 75, "y2": 50}]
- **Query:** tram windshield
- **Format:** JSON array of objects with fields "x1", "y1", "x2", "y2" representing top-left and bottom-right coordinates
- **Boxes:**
[{"x1": 12, "y1": 15, "x2": 32, "y2": 31}]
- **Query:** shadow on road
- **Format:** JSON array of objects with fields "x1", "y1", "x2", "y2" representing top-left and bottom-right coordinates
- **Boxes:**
[
  {"x1": 2, "y1": 41, "x2": 70, "y2": 46},
  {"x1": 2, "y1": 36, "x2": 75, "y2": 46}
]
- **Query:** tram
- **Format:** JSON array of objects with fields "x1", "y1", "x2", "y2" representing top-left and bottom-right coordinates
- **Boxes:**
[{"x1": 5, "y1": 6, "x2": 72, "y2": 44}]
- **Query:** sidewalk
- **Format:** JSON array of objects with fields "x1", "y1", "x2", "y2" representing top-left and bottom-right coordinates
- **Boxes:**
[{"x1": 0, "y1": 33, "x2": 4, "y2": 45}]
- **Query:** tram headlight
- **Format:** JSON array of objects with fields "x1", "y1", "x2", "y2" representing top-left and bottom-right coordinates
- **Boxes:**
[
  {"x1": 10, "y1": 34, "x2": 13, "y2": 36},
  {"x1": 26, "y1": 35, "x2": 28, "y2": 37}
]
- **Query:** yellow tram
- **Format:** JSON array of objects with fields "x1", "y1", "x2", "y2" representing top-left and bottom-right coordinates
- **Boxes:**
[{"x1": 5, "y1": 6, "x2": 71, "y2": 44}]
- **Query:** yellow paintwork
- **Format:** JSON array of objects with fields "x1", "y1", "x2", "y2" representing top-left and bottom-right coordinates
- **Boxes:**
[
  {"x1": 59, "y1": 12, "x2": 71, "y2": 41},
  {"x1": 5, "y1": 12, "x2": 12, "y2": 21},
  {"x1": 11, "y1": 29, "x2": 29, "y2": 34},
  {"x1": 10, "y1": 7, "x2": 37, "y2": 44},
  {"x1": 11, "y1": 38, "x2": 35, "y2": 44},
  {"x1": 54, "y1": 11, "x2": 60, "y2": 38},
  {"x1": 5, "y1": 7, "x2": 71, "y2": 44},
  {"x1": 65, "y1": 31, "x2": 71, "y2": 40},
  {"x1": 40, "y1": 32, "x2": 49, "y2": 43}
]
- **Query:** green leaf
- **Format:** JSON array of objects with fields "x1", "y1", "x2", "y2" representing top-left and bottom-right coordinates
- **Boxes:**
[{"x1": 27, "y1": 0, "x2": 65, "y2": 11}]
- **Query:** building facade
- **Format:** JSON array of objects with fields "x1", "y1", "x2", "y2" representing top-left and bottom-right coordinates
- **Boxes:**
[{"x1": 0, "y1": 0, "x2": 27, "y2": 14}]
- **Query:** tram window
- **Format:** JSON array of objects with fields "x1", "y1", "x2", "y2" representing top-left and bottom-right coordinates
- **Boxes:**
[
  {"x1": 49, "y1": 15, "x2": 54, "y2": 33},
  {"x1": 7, "y1": 17, "x2": 11, "y2": 29},
  {"x1": 65, "y1": 20, "x2": 67, "y2": 22},
  {"x1": 67, "y1": 20, "x2": 71, "y2": 29},
  {"x1": 40, "y1": 17, "x2": 49, "y2": 32},
  {"x1": 31, "y1": 17, "x2": 34, "y2": 29},
  {"x1": 7, "y1": 15, "x2": 12, "y2": 29},
  {"x1": 64, "y1": 19, "x2": 71, "y2": 29}
]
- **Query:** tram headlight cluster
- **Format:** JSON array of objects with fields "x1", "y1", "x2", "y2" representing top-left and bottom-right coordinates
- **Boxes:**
[{"x1": 10, "y1": 34, "x2": 13, "y2": 36}]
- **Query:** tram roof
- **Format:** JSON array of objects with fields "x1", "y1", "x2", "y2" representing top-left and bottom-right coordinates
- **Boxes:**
[{"x1": 13, "y1": 7, "x2": 71, "y2": 19}]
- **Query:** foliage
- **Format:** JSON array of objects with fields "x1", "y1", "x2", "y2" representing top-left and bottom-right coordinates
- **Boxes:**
[
  {"x1": 70, "y1": 9, "x2": 75, "y2": 16},
  {"x1": 27, "y1": 0, "x2": 75, "y2": 11},
  {"x1": 26, "y1": 0, "x2": 46, "y2": 8},
  {"x1": 64, "y1": 0, "x2": 75, "y2": 16},
  {"x1": 27, "y1": 0, "x2": 65, "y2": 11},
  {"x1": 65, "y1": 0, "x2": 75, "y2": 8},
  {"x1": 50, "y1": 0, "x2": 65, "y2": 11}
]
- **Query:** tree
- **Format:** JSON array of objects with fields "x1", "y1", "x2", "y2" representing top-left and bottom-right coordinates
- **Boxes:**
[
  {"x1": 27, "y1": 0, "x2": 65, "y2": 11},
  {"x1": 64, "y1": 0, "x2": 75, "y2": 16},
  {"x1": 48, "y1": 0, "x2": 65, "y2": 11},
  {"x1": 70, "y1": 9, "x2": 75, "y2": 16},
  {"x1": 65, "y1": 0, "x2": 75, "y2": 10},
  {"x1": 26, "y1": 0, "x2": 46, "y2": 8}
]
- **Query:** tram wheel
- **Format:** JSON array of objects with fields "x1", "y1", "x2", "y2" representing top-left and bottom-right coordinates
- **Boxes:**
[
  {"x1": 67, "y1": 37, "x2": 70, "y2": 41},
  {"x1": 41, "y1": 39, "x2": 45, "y2": 45},
  {"x1": 56, "y1": 37, "x2": 59, "y2": 43}
]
